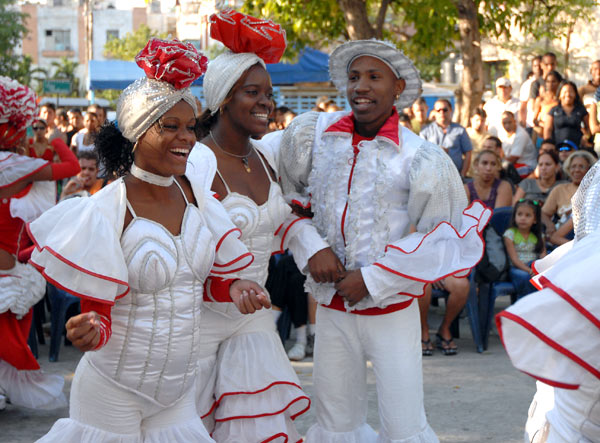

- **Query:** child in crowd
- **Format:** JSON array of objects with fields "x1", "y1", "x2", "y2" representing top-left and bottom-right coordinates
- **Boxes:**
[{"x1": 503, "y1": 199, "x2": 547, "y2": 299}]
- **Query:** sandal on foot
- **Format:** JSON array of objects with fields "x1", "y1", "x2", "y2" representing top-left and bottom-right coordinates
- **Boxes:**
[
  {"x1": 421, "y1": 339, "x2": 434, "y2": 356},
  {"x1": 435, "y1": 333, "x2": 457, "y2": 356}
]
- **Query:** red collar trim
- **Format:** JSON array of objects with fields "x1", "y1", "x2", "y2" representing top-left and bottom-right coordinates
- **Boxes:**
[{"x1": 324, "y1": 109, "x2": 400, "y2": 146}]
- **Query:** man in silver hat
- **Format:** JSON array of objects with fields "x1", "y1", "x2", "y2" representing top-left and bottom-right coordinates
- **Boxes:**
[{"x1": 263, "y1": 39, "x2": 490, "y2": 442}]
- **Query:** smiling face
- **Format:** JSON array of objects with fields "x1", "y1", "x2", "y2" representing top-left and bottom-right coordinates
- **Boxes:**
[
  {"x1": 134, "y1": 100, "x2": 196, "y2": 177},
  {"x1": 346, "y1": 56, "x2": 405, "y2": 130},
  {"x1": 568, "y1": 155, "x2": 591, "y2": 185},
  {"x1": 559, "y1": 83, "x2": 576, "y2": 107},
  {"x1": 222, "y1": 63, "x2": 274, "y2": 138}
]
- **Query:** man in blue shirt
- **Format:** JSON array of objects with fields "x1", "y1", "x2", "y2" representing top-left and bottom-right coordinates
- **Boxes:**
[{"x1": 420, "y1": 99, "x2": 472, "y2": 178}]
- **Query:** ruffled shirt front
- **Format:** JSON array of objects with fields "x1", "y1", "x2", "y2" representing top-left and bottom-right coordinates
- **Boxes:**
[{"x1": 271, "y1": 110, "x2": 491, "y2": 312}]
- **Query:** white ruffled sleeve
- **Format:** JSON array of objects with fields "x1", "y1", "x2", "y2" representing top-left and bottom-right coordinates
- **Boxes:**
[
  {"x1": 361, "y1": 142, "x2": 492, "y2": 303},
  {"x1": 271, "y1": 113, "x2": 330, "y2": 271},
  {"x1": 201, "y1": 191, "x2": 254, "y2": 275},
  {"x1": 27, "y1": 181, "x2": 129, "y2": 305},
  {"x1": 497, "y1": 230, "x2": 600, "y2": 389}
]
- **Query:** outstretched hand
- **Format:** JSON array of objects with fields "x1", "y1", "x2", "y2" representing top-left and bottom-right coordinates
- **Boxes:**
[
  {"x1": 335, "y1": 269, "x2": 369, "y2": 307},
  {"x1": 308, "y1": 247, "x2": 346, "y2": 283},
  {"x1": 230, "y1": 279, "x2": 271, "y2": 314},
  {"x1": 66, "y1": 312, "x2": 101, "y2": 352}
]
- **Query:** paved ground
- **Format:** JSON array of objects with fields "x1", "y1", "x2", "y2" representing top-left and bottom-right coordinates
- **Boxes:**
[{"x1": 1, "y1": 299, "x2": 534, "y2": 442}]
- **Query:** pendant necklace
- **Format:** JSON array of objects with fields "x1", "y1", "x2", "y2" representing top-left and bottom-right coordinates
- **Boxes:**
[{"x1": 210, "y1": 131, "x2": 253, "y2": 173}]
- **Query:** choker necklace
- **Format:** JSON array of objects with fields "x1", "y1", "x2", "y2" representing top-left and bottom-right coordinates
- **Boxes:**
[
  {"x1": 210, "y1": 131, "x2": 253, "y2": 173},
  {"x1": 130, "y1": 163, "x2": 174, "y2": 187}
]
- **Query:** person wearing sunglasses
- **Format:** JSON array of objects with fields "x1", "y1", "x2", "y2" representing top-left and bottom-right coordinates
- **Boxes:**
[{"x1": 420, "y1": 98, "x2": 473, "y2": 178}]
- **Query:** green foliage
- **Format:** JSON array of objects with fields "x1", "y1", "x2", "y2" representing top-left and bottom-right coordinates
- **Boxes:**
[
  {"x1": 50, "y1": 56, "x2": 80, "y2": 97},
  {"x1": 103, "y1": 24, "x2": 168, "y2": 61},
  {"x1": 0, "y1": 0, "x2": 30, "y2": 83},
  {"x1": 94, "y1": 89, "x2": 121, "y2": 108}
]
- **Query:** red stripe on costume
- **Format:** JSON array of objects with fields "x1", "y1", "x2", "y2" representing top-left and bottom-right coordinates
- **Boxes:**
[
  {"x1": 202, "y1": 380, "x2": 310, "y2": 421},
  {"x1": 341, "y1": 145, "x2": 360, "y2": 246},
  {"x1": 215, "y1": 228, "x2": 242, "y2": 253},
  {"x1": 324, "y1": 294, "x2": 413, "y2": 315},
  {"x1": 28, "y1": 259, "x2": 127, "y2": 306},
  {"x1": 272, "y1": 216, "x2": 310, "y2": 255},
  {"x1": 214, "y1": 395, "x2": 311, "y2": 422},
  {"x1": 523, "y1": 372, "x2": 580, "y2": 390},
  {"x1": 0, "y1": 160, "x2": 49, "y2": 189},
  {"x1": 496, "y1": 310, "x2": 600, "y2": 382},
  {"x1": 210, "y1": 252, "x2": 254, "y2": 274},
  {"x1": 27, "y1": 223, "x2": 130, "y2": 290},
  {"x1": 203, "y1": 277, "x2": 236, "y2": 302},
  {"x1": 538, "y1": 276, "x2": 600, "y2": 330}
]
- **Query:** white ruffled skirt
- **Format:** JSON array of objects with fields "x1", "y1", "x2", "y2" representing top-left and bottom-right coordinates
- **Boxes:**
[
  {"x1": 305, "y1": 422, "x2": 439, "y2": 443},
  {"x1": 197, "y1": 305, "x2": 309, "y2": 443},
  {"x1": 0, "y1": 261, "x2": 46, "y2": 319},
  {"x1": 37, "y1": 356, "x2": 213, "y2": 443}
]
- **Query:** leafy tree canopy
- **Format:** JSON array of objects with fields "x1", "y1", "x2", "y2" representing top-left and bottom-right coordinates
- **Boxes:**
[
  {"x1": 103, "y1": 24, "x2": 168, "y2": 61},
  {"x1": 0, "y1": 0, "x2": 31, "y2": 84}
]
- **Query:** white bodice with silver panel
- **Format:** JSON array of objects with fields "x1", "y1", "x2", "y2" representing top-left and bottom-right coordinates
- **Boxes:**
[{"x1": 87, "y1": 181, "x2": 215, "y2": 407}]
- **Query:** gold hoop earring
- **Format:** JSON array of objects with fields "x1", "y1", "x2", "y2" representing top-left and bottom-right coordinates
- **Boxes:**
[{"x1": 132, "y1": 141, "x2": 139, "y2": 153}]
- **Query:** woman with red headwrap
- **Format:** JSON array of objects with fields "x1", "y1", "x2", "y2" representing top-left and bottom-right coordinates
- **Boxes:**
[
  {"x1": 188, "y1": 10, "x2": 317, "y2": 442},
  {"x1": 30, "y1": 39, "x2": 268, "y2": 442},
  {"x1": 0, "y1": 76, "x2": 79, "y2": 411}
]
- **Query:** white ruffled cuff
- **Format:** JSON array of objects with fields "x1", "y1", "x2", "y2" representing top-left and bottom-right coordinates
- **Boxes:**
[
  {"x1": 0, "y1": 262, "x2": 46, "y2": 319},
  {"x1": 9, "y1": 180, "x2": 56, "y2": 223},
  {"x1": 278, "y1": 216, "x2": 329, "y2": 273},
  {"x1": 362, "y1": 201, "x2": 491, "y2": 304}
]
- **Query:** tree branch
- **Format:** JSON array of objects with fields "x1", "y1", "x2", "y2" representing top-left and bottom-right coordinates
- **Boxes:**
[{"x1": 375, "y1": 0, "x2": 390, "y2": 38}]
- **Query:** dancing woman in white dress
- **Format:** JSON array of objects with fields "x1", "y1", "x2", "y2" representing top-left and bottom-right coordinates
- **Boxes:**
[{"x1": 30, "y1": 38, "x2": 269, "y2": 442}]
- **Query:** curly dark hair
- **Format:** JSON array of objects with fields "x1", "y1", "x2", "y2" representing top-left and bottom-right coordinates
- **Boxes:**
[
  {"x1": 95, "y1": 121, "x2": 134, "y2": 177},
  {"x1": 195, "y1": 109, "x2": 219, "y2": 140}
]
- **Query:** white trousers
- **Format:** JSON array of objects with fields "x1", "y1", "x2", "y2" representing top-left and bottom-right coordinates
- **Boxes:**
[
  {"x1": 37, "y1": 356, "x2": 213, "y2": 442},
  {"x1": 307, "y1": 302, "x2": 438, "y2": 443}
]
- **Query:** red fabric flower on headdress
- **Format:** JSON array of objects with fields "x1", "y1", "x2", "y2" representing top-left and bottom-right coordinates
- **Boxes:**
[
  {"x1": 210, "y1": 9, "x2": 286, "y2": 64},
  {"x1": 135, "y1": 38, "x2": 208, "y2": 89}
]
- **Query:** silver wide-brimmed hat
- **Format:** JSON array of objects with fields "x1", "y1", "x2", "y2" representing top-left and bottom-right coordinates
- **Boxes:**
[{"x1": 329, "y1": 39, "x2": 422, "y2": 110}]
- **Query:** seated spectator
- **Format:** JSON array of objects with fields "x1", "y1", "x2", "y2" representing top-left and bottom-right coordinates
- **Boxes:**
[
  {"x1": 39, "y1": 102, "x2": 66, "y2": 143},
  {"x1": 519, "y1": 56, "x2": 542, "y2": 128},
  {"x1": 532, "y1": 70, "x2": 560, "y2": 138},
  {"x1": 421, "y1": 99, "x2": 472, "y2": 177},
  {"x1": 578, "y1": 60, "x2": 600, "y2": 103},
  {"x1": 419, "y1": 276, "x2": 469, "y2": 356},
  {"x1": 466, "y1": 108, "x2": 490, "y2": 177},
  {"x1": 274, "y1": 106, "x2": 296, "y2": 129},
  {"x1": 464, "y1": 149, "x2": 513, "y2": 208},
  {"x1": 399, "y1": 112, "x2": 413, "y2": 129},
  {"x1": 71, "y1": 112, "x2": 99, "y2": 155},
  {"x1": 514, "y1": 150, "x2": 564, "y2": 205},
  {"x1": 481, "y1": 136, "x2": 520, "y2": 185},
  {"x1": 410, "y1": 97, "x2": 431, "y2": 133},
  {"x1": 484, "y1": 77, "x2": 520, "y2": 136},
  {"x1": 56, "y1": 110, "x2": 70, "y2": 134},
  {"x1": 544, "y1": 81, "x2": 591, "y2": 149},
  {"x1": 66, "y1": 108, "x2": 83, "y2": 146},
  {"x1": 542, "y1": 151, "x2": 596, "y2": 242},
  {"x1": 557, "y1": 139, "x2": 578, "y2": 164},
  {"x1": 539, "y1": 139, "x2": 557, "y2": 154},
  {"x1": 503, "y1": 199, "x2": 546, "y2": 299},
  {"x1": 60, "y1": 151, "x2": 103, "y2": 199},
  {"x1": 498, "y1": 111, "x2": 537, "y2": 178},
  {"x1": 87, "y1": 103, "x2": 107, "y2": 126},
  {"x1": 315, "y1": 96, "x2": 335, "y2": 112}
]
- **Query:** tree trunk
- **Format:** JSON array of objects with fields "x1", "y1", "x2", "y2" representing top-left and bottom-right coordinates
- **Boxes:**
[
  {"x1": 453, "y1": 0, "x2": 483, "y2": 127},
  {"x1": 337, "y1": 0, "x2": 375, "y2": 40},
  {"x1": 564, "y1": 22, "x2": 574, "y2": 78}
]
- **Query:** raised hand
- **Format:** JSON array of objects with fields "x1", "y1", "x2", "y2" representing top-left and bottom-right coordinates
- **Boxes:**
[
  {"x1": 65, "y1": 312, "x2": 101, "y2": 352},
  {"x1": 230, "y1": 279, "x2": 271, "y2": 314},
  {"x1": 308, "y1": 247, "x2": 346, "y2": 283}
]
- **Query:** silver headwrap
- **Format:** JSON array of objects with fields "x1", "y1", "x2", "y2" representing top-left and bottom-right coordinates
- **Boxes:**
[
  {"x1": 572, "y1": 161, "x2": 600, "y2": 241},
  {"x1": 116, "y1": 77, "x2": 198, "y2": 143},
  {"x1": 329, "y1": 39, "x2": 422, "y2": 110},
  {"x1": 203, "y1": 51, "x2": 265, "y2": 115}
]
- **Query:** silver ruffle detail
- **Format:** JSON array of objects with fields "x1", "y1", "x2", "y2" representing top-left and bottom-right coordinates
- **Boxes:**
[
  {"x1": 572, "y1": 161, "x2": 600, "y2": 241},
  {"x1": 116, "y1": 77, "x2": 198, "y2": 143}
]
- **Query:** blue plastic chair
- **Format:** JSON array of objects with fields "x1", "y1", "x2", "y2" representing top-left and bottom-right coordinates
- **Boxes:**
[
  {"x1": 46, "y1": 283, "x2": 80, "y2": 362},
  {"x1": 480, "y1": 206, "x2": 516, "y2": 350},
  {"x1": 432, "y1": 271, "x2": 484, "y2": 353}
]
